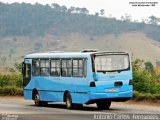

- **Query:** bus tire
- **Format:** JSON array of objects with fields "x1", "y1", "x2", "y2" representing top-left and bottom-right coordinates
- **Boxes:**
[
  {"x1": 96, "y1": 101, "x2": 111, "y2": 110},
  {"x1": 65, "y1": 92, "x2": 73, "y2": 109},
  {"x1": 33, "y1": 91, "x2": 42, "y2": 106}
]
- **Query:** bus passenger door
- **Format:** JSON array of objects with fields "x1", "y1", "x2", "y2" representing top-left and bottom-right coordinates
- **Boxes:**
[{"x1": 22, "y1": 62, "x2": 31, "y2": 87}]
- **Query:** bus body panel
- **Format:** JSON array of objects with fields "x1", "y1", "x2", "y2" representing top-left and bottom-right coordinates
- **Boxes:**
[{"x1": 24, "y1": 90, "x2": 32, "y2": 100}]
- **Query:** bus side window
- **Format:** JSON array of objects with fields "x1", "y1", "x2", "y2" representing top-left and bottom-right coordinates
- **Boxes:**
[
  {"x1": 73, "y1": 59, "x2": 84, "y2": 77},
  {"x1": 22, "y1": 63, "x2": 31, "y2": 78},
  {"x1": 32, "y1": 59, "x2": 40, "y2": 76},
  {"x1": 23, "y1": 63, "x2": 31, "y2": 87},
  {"x1": 40, "y1": 59, "x2": 50, "y2": 76},
  {"x1": 51, "y1": 59, "x2": 61, "y2": 76},
  {"x1": 61, "y1": 59, "x2": 72, "y2": 77}
]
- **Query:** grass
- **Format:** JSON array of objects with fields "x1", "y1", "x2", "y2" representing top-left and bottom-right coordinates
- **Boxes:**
[{"x1": 133, "y1": 91, "x2": 160, "y2": 101}]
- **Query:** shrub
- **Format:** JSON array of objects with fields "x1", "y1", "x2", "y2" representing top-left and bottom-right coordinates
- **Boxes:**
[
  {"x1": 0, "y1": 72, "x2": 22, "y2": 87},
  {"x1": 0, "y1": 86, "x2": 23, "y2": 96},
  {"x1": 133, "y1": 91, "x2": 160, "y2": 101}
]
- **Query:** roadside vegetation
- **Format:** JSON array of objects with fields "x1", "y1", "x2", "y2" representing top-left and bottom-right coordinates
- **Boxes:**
[
  {"x1": 132, "y1": 59, "x2": 160, "y2": 101},
  {"x1": 0, "y1": 63, "x2": 23, "y2": 96},
  {"x1": 0, "y1": 60, "x2": 160, "y2": 102}
]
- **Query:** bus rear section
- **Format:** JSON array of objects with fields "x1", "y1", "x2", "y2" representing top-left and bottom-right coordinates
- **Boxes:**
[{"x1": 87, "y1": 52, "x2": 133, "y2": 109}]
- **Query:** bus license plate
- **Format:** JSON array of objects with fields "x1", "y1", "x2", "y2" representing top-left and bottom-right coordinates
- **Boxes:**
[{"x1": 108, "y1": 88, "x2": 116, "y2": 92}]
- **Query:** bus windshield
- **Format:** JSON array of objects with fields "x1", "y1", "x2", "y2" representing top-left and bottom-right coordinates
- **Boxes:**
[{"x1": 94, "y1": 54, "x2": 129, "y2": 72}]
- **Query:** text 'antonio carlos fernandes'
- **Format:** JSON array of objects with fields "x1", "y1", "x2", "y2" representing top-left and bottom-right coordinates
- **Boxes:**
[{"x1": 93, "y1": 114, "x2": 159, "y2": 120}]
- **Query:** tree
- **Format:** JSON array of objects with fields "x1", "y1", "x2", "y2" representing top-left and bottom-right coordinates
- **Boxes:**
[
  {"x1": 75, "y1": 7, "x2": 80, "y2": 13},
  {"x1": 100, "y1": 9, "x2": 105, "y2": 16},
  {"x1": 61, "y1": 5, "x2": 67, "y2": 12},
  {"x1": 144, "y1": 61, "x2": 154, "y2": 74},
  {"x1": 132, "y1": 59, "x2": 144, "y2": 71},
  {"x1": 121, "y1": 16, "x2": 125, "y2": 21},
  {"x1": 80, "y1": 8, "x2": 89, "y2": 14},
  {"x1": 124, "y1": 13, "x2": 132, "y2": 22},
  {"x1": 148, "y1": 15, "x2": 160, "y2": 25},
  {"x1": 68, "y1": 6, "x2": 76, "y2": 13},
  {"x1": 51, "y1": 3, "x2": 61, "y2": 11},
  {"x1": 95, "y1": 12, "x2": 99, "y2": 17}
]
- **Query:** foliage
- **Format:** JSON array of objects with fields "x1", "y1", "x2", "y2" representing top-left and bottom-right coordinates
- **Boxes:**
[
  {"x1": 132, "y1": 59, "x2": 144, "y2": 71},
  {"x1": 132, "y1": 59, "x2": 160, "y2": 99},
  {"x1": 0, "y1": 64, "x2": 23, "y2": 95},
  {"x1": 0, "y1": 72, "x2": 22, "y2": 87},
  {"x1": 144, "y1": 61, "x2": 154, "y2": 75},
  {"x1": 133, "y1": 91, "x2": 160, "y2": 101},
  {"x1": 0, "y1": 86, "x2": 23, "y2": 96}
]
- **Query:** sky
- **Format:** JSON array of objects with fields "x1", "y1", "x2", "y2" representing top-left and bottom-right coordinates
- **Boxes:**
[{"x1": 1, "y1": 0, "x2": 160, "y2": 21}]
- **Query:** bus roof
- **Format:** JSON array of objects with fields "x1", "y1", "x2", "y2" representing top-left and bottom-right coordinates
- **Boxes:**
[{"x1": 24, "y1": 51, "x2": 128, "y2": 59}]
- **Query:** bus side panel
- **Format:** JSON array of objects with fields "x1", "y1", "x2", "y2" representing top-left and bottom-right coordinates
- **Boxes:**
[
  {"x1": 40, "y1": 91, "x2": 64, "y2": 102},
  {"x1": 24, "y1": 90, "x2": 32, "y2": 100},
  {"x1": 24, "y1": 77, "x2": 66, "y2": 102},
  {"x1": 71, "y1": 93, "x2": 89, "y2": 104}
]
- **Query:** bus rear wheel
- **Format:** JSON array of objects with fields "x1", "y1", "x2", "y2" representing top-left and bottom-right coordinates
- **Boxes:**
[
  {"x1": 65, "y1": 93, "x2": 73, "y2": 109},
  {"x1": 96, "y1": 101, "x2": 111, "y2": 110}
]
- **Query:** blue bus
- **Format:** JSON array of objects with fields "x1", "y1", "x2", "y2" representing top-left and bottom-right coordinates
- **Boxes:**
[{"x1": 22, "y1": 50, "x2": 133, "y2": 109}]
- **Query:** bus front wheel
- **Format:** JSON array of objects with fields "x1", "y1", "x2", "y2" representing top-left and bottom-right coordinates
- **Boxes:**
[
  {"x1": 33, "y1": 92, "x2": 48, "y2": 106},
  {"x1": 33, "y1": 91, "x2": 42, "y2": 106},
  {"x1": 96, "y1": 101, "x2": 111, "y2": 110},
  {"x1": 65, "y1": 93, "x2": 73, "y2": 109}
]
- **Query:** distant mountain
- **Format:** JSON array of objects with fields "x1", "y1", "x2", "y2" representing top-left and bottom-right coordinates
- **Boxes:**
[{"x1": 0, "y1": 2, "x2": 160, "y2": 42}]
